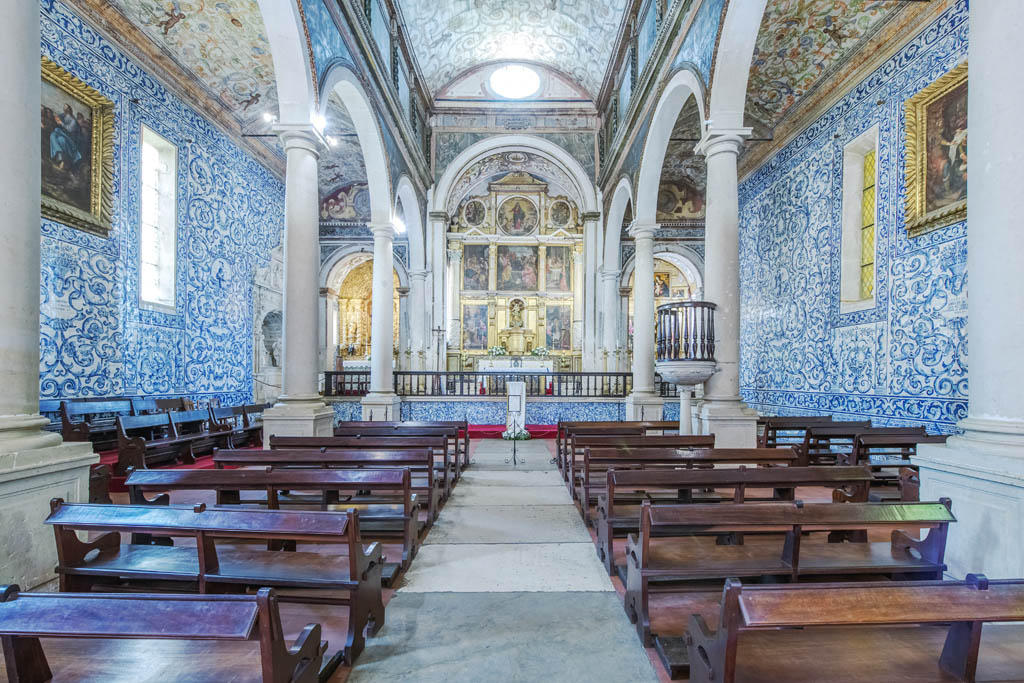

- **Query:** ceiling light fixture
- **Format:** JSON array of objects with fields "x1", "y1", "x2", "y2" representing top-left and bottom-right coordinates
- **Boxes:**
[
  {"x1": 312, "y1": 113, "x2": 327, "y2": 132},
  {"x1": 490, "y1": 64, "x2": 541, "y2": 99}
]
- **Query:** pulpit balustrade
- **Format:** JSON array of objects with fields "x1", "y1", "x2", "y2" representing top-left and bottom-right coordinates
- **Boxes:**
[{"x1": 656, "y1": 301, "x2": 716, "y2": 362}]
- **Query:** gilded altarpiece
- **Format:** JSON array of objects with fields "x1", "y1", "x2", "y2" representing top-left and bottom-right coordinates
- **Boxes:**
[{"x1": 449, "y1": 172, "x2": 583, "y2": 369}]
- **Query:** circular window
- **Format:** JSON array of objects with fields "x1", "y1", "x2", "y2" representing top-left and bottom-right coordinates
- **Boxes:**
[{"x1": 489, "y1": 65, "x2": 541, "y2": 99}]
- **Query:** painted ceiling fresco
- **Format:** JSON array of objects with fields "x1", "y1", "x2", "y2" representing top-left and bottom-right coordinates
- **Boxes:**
[
  {"x1": 108, "y1": 0, "x2": 279, "y2": 131},
  {"x1": 745, "y1": 0, "x2": 902, "y2": 132},
  {"x1": 659, "y1": 102, "x2": 705, "y2": 221},
  {"x1": 319, "y1": 92, "x2": 368, "y2": 219},
  {"x1": 397, "y1": 0, "x2": 629, "y2": 98}
]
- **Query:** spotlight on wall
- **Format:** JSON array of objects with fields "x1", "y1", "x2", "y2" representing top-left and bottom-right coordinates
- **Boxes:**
[
  {"x1": 393, "y1": 215, "x2": 406, "y2": 234},
  {"x1": 326, "y1": 135, "x2": 339, "y2": 147},
  {"x1": 312, "y1": 114, "x2": 327, "y2": 132},
  {"x1": 262, "y1": 112, "x2": 277, "y2": 124}
]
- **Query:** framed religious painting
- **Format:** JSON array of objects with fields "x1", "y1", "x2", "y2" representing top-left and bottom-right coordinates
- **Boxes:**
[
  {"x1": 496, "y1": 197, "x2": 538, "y2": 236},
  {"x1": 496, "y1": 245, "x2": 539, "y2": 291},
  {"x1": 462, "y1": 303, "x2": 490, "y2": 350},
  {"x1": 545, "y1": 305, "x2": 572, "y2": 351},
  {"x1": 462, "y1": 244, "x2": 490, "y2": 291},
  {"x1": 904, "y1": 61, "x2": 967, "y2": 237},
  {"x1": 544, "y1": 246, "x2": 572, "y2": 292},
  {"x1": 40, "y1": 56, "x2": 115, "y2": 237}
]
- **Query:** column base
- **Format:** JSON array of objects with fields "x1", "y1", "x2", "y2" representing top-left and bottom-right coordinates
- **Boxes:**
[
  {"x1": 0, "y1": 433, "x2": 96, "y2": 588},
  {"x1": 262, "y1": 398, "x2": 334, "y2": 448},
  {"x1": 699, "y1": 398, "x2": 758, "y2": 448},
  {"x1": 914, "y1": 423, "x2": 1024, "y2": 579},
  {"x1": 625, "y1": 393, "x2": 664, "y2": 421},
  {"x1": 361, "y1": 392, "x2": 402, "y2": 421}
]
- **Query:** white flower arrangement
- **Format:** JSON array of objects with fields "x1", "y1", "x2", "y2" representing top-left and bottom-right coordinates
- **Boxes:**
[
  {"x1": 531, "y1": 347, "x2": 549, "y2": 356},
  {"x1": 502, "y1": 426, "x2": 532, "y2": 440},
  {"x1": 488, "y1": 345, "x2": 509, "y2": 356}
]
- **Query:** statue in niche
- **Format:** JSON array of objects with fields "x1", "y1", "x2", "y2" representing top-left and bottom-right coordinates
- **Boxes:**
[{"x1": 509, "y1": 299, "x2": 525, "y2": 328}]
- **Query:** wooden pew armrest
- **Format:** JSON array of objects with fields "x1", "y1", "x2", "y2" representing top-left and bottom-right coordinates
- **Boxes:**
[{"x1": 625, "y1": 533, "x2": 641, "y2": 568}]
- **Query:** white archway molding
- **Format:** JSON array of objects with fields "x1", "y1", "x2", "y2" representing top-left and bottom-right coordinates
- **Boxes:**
[
  {"x1": 620, "y1": 244, "x2": 705, "y2": 297},
  {"x1": 320, "y1": 244, "x2": 410, "y2": 291},
  {"x1": 319, "y1": 64, "x2": 393, "y2": 226},
  {"x1": 634, "y1": 68, "x2": 707, "y2": 226},
  {"x1": 708, "y1": 0, "x2": 769, "y2": 129},
  {"x1": 431, "y1": 134, "x2": 599, "y2": 215},
  {"x1": 395, "y1": 175, "x2": 425, "y2": 270},
  {"x1": 256, "y1": 0, "x2": 316, "y2": 124},
  {"x1": 603, "y1": 175, "x2": 634, "y2": 273}
]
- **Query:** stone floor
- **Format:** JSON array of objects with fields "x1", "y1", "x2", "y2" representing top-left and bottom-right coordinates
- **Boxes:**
[{"x1": 348, "y1": 439, "x2": 659, "y2": 682}]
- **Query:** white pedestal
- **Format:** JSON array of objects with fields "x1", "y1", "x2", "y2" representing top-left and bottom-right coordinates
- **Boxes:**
[
  {"x1": 0, "y1": 439, "x2": 96, "y2": 588},
  {"x1": 261, "y1": 400, "x2": 335, "y2": 447},
  {"x1": 624, "y1": 393, "x2": 664, "y2": 421},
  {"x1": 360, "y1": 392, "x2": 403, "y2": 421},
  {"x1": 699, "y1": 400, "x2": 758, "y2": 448},
  {"x1": 506, "y1": 381, "x2": 526, "y2": 434},
  {"x1": 914, "y1": 441, "x2": 1024, "y2": 579}
]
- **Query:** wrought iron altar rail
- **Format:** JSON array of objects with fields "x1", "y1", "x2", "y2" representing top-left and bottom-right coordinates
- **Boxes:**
[
  {"x1": 656, "y1": 301, "x2": 717, "y2": 362},
  {"x1": 323, "y1": 371, "x2": 679, "y2": 398}
]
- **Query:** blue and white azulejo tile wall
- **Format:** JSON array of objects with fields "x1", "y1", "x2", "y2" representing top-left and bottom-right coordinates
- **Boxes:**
[
  {"x1": 738, "y1": 1, "x2": 968, "y2": 434},
  {"x1": 39, "y1": 0, "x2": 284, "y2": 406}
]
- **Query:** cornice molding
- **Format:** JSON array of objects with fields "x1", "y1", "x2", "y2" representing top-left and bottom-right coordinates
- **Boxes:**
[{"x1": 66, "y1": 0, "x2": 285, "y2": 179}]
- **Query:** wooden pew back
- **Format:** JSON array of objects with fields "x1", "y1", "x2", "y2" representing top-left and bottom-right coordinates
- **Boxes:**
[
  {"x1": 759, "y1": 415, "x2": 835, "y2": 448},
  {"x1": 801, "y1": 424, "x2": 923, "y2": 465}
]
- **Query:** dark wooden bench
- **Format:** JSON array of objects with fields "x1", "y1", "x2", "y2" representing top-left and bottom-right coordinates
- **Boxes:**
[
  {"x1": 336, "y1": 420, "x2": 469, "y2": 470},
  {"x1": 156, "y1": 397, "x2": 194, "y2": 411},
  {"x1": 757, "y1": 415, "x2": 835, "y2": 448},
  {"x1": 624, "y1": 499, "x2": 955, "y2": 649},
  {"x1": 210, "y1": 405, "x2": 263, "y2": 448},
  {"x1": 900, "y1": 466, "x2": 921, "y2": 502},
  {"x1": 60, "y1": 399, "x2": 134, "y2": 449},
  {"x1": 46, "y1": 498, "x2": 383, "y2": 665},
  {"x1": 170, "y1": 408, "x2": 227, "y2": 455},
  {"x1": 596, "y1": 464, "x2": 873, "y2": 576},
  {"x1": 686, "y1": 574, "x2": 1024, "y2": 683},
  {"x1": 558, "y1": 421, "x2": 679, "y2": 479},
  {"x1": 332, "y1": 426, "x2": 464, "y2": 481},
  {"x1": 567, "y1": 435, "x2": 717, "y2": 499},
  {"x1": 269, "y1": 435, "x2": 454, "y2": 500},
  {"x1": 125, "y1": 466, "x2": 420, "y2": 578},
  {"x1": 129, "y1": 397, "x2": 162, "y2": 414},
  {"x1": 844, "y1": 433, "x2": 950, "y2": 499},
  {"x1": 38, "y1": 399, "x2": 63, "y2": 433},
  {"x1": 214, "y1": 448, "x2": 442, "y2": 524},
  {"x1": 801, "y1": 424, "x2": 925, "y2": 466},
  {"x1": 0, "y1": 585, "x2": 338, "y2": 682},
  {"x1": 115, "y1": 413, "x2": 190, "y2": 474}
]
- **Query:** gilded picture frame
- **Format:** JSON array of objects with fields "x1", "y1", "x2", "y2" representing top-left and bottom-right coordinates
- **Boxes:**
[
  {"x1": 41, "y1": 56, "x2": 115, "y2": 237},
  {"x1": 904, "y1": 61, "x2": 967, "y2": 237}
]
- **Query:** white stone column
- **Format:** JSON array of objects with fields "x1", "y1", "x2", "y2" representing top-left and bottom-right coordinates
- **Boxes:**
[
  {"x1": 428, "y1": 211, "x2": 448, "y2": 370},
  {"x1": 694, "y1": 130, "x2": 757, "y2": 446},
  {"x1": 600, "y1": 268, "x2": 620, "y2": 370},
  {"x1": 583, "y1": 212, "x2": 601, "y2": 370},
  {"x1": 446, "y1": 248, "x2": 462, "y2": 351},
  {"x1": 318, "y1": 287, "x2": 339, "y2": 371},
  {"x1": 409, "y1": 269, "x2": 428, "y2": 370},
  {"x1": 572, "y1": 250, "x2": 585, "y2": 352},
  {"x1": 625, "y1": 223, "x2": 663, "y2": 419},
  {"x1": 263, "y1": 126, "x2": 334, "y2": 443},
  {"x1": 914, "y1": 1, "x2": 1024, "y2": 578},
  {"x1": 361, "y1": 222, "x2": 402, "y2": 420},
  {"x1": 619, "y1": 285, "x2": 632, "y2": 372},
  {"x1": 0, "y1": 3, "x2": 99, "y2": 589},
  {"x1": 397, "y1": 285, "x2": 410, "y2": 371}
]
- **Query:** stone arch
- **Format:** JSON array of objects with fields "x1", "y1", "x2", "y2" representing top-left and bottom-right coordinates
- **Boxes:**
[
  {"x1": 634, "y1": 68, "x2": 707, "y2": 225},
  {"x1": 707, "y1": 0, "x2": 769, "y2": 130},
  {"x1": 320, "y1": 245, "x2": 409, "y2": 291},
  {"x1": 255, "y1": 0, "x2": 316, "y2": 124},
  {"x1": 620, "y1": 244, "x2": 705, "y2": 299},
  {"x1": 395, "y1": 175, "x2": 425, "y2": 270},
  {"x1": 603, "y1": 175, "x2": 634, "y2": 273},
  {"x1": 319, "y1": 64, "x2": 392, "y2": 225}
]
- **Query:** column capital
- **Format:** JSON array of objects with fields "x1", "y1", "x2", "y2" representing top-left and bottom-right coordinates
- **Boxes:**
[
  {"x1": 582, "y1": 211, "x2": 602, "y2": 223},
  {"x1": 695, "y1": 127, "x2": 752, "y2": 158},
  {"x1": 367, "y1": 221, "x2": 396, "y2": 240},
  {"x1": 273, "y1": 123, "x2": 327, "y2": 156},
  {"x1": 397, "y1": 286, "x2": 410, "y2": 297},
  {"x1": 319, "y1": 286, "x2": 338, "y2": 298},
  {"x1": 408, "y1": 268, "x2": 429, "y2": 283},
  {"x1": 600, "y1": 268, "x2": 619, "y2": 282},
  {"x1": 627, "y1": 222, "x2": 658, "y2": 240},
  {"x1": 573, "y1": 251, "x2": 585, "y2": 265},
  {"x1": 447, "y1": 248, "x2": 463, "y2": 262},
  {"x1": 428, "y1": 211, "x2": 449, "y2": 223}
]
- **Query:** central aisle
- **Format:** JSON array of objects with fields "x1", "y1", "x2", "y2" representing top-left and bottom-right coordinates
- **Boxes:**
[{"x1": 348, "y1": 438, "x2": 658, "y2": 682}]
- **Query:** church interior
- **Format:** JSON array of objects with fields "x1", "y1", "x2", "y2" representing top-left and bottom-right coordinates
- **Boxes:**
[{"x1": 4, "y1": 0, "x2": 1023, "y2": 680}]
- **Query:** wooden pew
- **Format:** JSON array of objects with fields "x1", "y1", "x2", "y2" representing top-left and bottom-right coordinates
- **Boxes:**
[
  {"x1": 576, "y1": 445, "x2": 789, "y2": 511},
  {"x1": 900, "y1": 466, "x2": 921, "y2": 502},
  {"x1": 0, "y1": 586, "x2": 338, "y2": 683},
  {"x1": 46, "y1": 498, "x2": 383, "y2": 665},
  {"x1": 269, "y1": 435, "x2": 454, "y2": 500},
  {"x1": 114, "y1": 413, "x2": 190, "y2": 474},
  {"x1": 209, "y1": 405, "x2": 263, "y2": 448},
  {"x1": 156, "y1": 396, "x2": 193, "y2": 411},
  {"x1": 624, "y1": 499, "x2": 955, "y2": 648},
  {"x1": 60, "y1": 399, "x2": 134, "y2": 449},
  {"x1": 686, "y1": 574, "x2": 1024, "y2": 683},
  {"x1": 560, "y1": 425, "x2": 646, "y2": 479},
  {"x1": 125, "y1": 466, "x2": 420, "y2": 577},
  {"x1": 129, "y1": 397, "x2": 162, "y2": 414},
  {"x1": 801, "y1": 424, "x2": 925, "y2": 466},
  {"x1": 332, "y1": 426, "x2": 464, "y2": 482},
  {"x1": 38, "y1": 399, "x2": 63, "y2": 434},
  {"x1": 567, "y1": 435, "x2": 717, "y2": 499},
  {"x1": 757, "y1": 415, "x2": 835, "y2": 448},
  {"x1": 557, "y1": 421, "x2": 679, "y2": 479},
  {"x1": 214, "y1": 448, "x2": 442, "y2": 524},
  {"x1": 595, "y1": 464, "x2": 872, "y2": 576},
  {"x1": 845, "y1": 433, "x2": 950, "y2": 499},
  {"x1": 170, "y1": 408, "x2": 226, "y2": 455},
  {"x1": 336, "y1": 420, "x2": 470, "y2": 471}
]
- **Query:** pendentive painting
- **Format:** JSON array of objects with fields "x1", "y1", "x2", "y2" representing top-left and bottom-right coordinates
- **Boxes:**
[
  {"x1": 545, "y1": 246, "x2": 571, "y2": 292},
  {"x1": 497, "y1": 245, "x2": 539, "y2": 291},
  {"x1": 463, "y1": 304, "x2": 489, "y2": 350},
  {"x1": 496, "y1": 197, "x2": 538, "y2": 236},
  {"x1": 462, "y1": 244, "x2": 490, "y2": 291},
  {"x1": 905, "y1": 61, "x2": 967, "y2": 236},
  {"x1": 545, "y1": 305, "x2": 572, "y2": 351},
  {"x1": 40, "y1": 56, "x2": 114, "y2": 237}
]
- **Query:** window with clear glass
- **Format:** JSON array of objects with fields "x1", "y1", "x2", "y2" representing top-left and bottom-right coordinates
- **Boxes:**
[{"x1": 139, "y1": 126, "x2": 177, "y2": 309}]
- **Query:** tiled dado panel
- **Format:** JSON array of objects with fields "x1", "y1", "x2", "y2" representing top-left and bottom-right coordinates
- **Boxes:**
[
  {"x1": 394, "y1": 401, "x2": 626, "y2": 425},
  {"x1": 738, "y1": 1, "x2": 968, "y2": 434},
  {"x1": 39, "y1": 0, "x2": 284, "y2": 406}
]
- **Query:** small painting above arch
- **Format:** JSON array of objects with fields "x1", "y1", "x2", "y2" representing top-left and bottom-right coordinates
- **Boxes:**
[
  {"x1": 464, "y1": 199, "x2": 487, "y2": 227},
  {"x1": 549, "y1": 199, "x2": 571, "y2": 227},
  {"x1": 496, "y1": 197, "x2": 539, "y2": 236}
]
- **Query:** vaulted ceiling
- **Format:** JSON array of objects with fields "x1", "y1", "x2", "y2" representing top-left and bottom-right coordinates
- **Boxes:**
[{"x1": 396, "y1": 0, "x2": 629, "y2": 98}]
